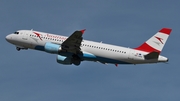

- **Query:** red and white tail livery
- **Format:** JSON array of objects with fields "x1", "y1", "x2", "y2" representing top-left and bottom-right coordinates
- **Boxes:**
[
  {"x1": 6, "y1": 28, "x2": 172, "y2": 66},
  {"x1": 135, "y1": 28, "x2": 172, "y2": 53}
]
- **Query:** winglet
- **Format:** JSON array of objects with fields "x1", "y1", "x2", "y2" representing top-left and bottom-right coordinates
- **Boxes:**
[
  {"x1": 80, "y1": 29, "x2": 86, "y2": 34},
  {"x1": 115, "y1": 64, "x2": 118, "y2": 67}
]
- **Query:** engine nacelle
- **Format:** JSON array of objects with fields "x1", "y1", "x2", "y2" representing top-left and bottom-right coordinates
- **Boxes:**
[
  {"x1": 56, "y1": 55, "x2": 72, "y2": 65},
  {"x1": 44, "y1": 42, "x2": 61, "y2": 54}
]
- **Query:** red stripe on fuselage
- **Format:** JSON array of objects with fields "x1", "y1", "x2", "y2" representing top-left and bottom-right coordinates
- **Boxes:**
[{"x1": 33, "y1": 32, "x2": 42, "y2": 40}]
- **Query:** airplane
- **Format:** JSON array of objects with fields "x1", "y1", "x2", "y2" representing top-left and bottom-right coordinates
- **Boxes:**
[{"x1": 5, "y1": 28, "x2": 172, "y2": 66}]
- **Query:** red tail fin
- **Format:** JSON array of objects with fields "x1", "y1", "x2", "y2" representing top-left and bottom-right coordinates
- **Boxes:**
[{"x1": 134, "y1": 28, "x2": 172, "y2": 53}]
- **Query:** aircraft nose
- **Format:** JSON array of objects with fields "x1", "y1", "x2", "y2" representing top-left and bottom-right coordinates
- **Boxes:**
[{"x1": 5, "y1": 34, "x2": 12, "y2": 42}]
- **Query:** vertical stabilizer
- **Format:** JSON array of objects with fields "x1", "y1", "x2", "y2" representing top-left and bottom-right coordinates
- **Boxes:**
[{"x1": 134, "y1": 28, "x2": 172, "y2": 53}]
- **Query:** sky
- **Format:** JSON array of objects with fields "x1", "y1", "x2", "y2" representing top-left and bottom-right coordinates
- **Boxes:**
[{"x1": 1, "y1": 0, "x2": 180, "y2": 101}]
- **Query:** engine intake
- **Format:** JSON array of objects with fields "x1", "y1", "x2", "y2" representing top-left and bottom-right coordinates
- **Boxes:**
[{"x1": 56, "y1": 55, "x2": 72, "y2": 65}]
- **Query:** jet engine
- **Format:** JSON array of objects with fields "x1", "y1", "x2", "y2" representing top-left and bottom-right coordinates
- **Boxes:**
[
  {"x1": 56, "y1": 55, "x2": 72, "y2": 65},
  {"x1": 56, "y1": 54, "x2": 81, "y2": 66},
  {"x1": 44, "y1": 42, "x2": 61, "y2": 54}
]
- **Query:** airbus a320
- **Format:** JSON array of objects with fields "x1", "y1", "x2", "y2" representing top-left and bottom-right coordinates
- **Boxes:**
[{"x1": 6, "y1": 28, "x2": 172, "y2": 66}]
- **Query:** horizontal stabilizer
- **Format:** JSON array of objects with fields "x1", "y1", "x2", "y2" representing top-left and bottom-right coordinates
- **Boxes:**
[{"x1": 144, "y1": 52, "x2": 159, "y2": 60}]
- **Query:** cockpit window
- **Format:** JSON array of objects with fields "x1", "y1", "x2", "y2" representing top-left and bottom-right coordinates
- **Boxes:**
[{"x1": 14, "y1": 32, "x2": 19, "y2": 34}]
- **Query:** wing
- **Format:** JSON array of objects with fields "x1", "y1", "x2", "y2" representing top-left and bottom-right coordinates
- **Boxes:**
[{"x1": 61, "y1": 29, "x2": 85, "y2": 54}]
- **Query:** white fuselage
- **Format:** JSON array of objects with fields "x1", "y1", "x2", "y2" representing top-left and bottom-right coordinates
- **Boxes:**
[{"x1": 6, "y1": 30, "x2": 168, "y2": 65}]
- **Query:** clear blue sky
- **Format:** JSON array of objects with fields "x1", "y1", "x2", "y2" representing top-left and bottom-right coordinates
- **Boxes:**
[{"x1": 1, "y1": 0, "x2": 180, "y2": 101}]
